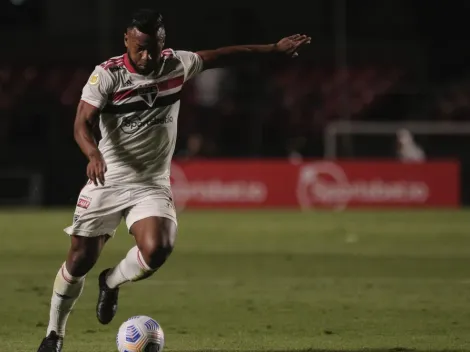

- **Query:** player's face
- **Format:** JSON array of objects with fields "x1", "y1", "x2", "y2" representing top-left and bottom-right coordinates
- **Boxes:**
[{"x1": 125, "y1": 27, "x2": 165, "y2": 75}]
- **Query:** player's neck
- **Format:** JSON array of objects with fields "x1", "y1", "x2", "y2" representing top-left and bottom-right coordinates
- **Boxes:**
[{"x1": 124, "y1": 53, "x2": 157, "y2": 76}]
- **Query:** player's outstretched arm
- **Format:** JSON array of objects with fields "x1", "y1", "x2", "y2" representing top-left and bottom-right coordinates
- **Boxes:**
[
  {"x1": 74, "y1": 100, "x2": 107, "y2": 186},
  {"x1": 196, "y1": 34, "x2": 311, "y2": 70}
]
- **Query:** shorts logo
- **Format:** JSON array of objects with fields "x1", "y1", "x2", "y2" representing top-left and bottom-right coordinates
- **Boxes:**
[{"x1": 77, "y1": 196, "x2": 92, "y2": 209}]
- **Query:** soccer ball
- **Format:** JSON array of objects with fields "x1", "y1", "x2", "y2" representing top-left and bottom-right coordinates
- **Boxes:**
[{"x1": 116, "y1": 315, "x2": 165, "y2": 352}]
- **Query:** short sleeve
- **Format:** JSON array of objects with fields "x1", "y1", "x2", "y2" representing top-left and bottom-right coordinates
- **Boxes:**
[
  {"x1": 175, "y1": 50, "x2": 204, "y2": 82},
  {"x1": 81, "y1": 66, "x2": 115, "y2": 109}
]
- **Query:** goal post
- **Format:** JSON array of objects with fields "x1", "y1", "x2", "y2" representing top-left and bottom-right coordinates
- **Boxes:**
[{"x1": 324, "y1": 121, "x2": 470, "y2": 159}]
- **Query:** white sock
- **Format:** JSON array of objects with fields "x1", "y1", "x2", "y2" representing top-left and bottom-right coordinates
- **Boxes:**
[
  {"x1": 105, "y1": 246, "x2": 154, "y2": 289},
  {"x1": 46, "y1": 262, "x2": 85, "y2": 337}
]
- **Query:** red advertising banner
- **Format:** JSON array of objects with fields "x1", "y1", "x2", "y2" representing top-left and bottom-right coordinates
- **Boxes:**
[{"x1": 170, "y1": 160, "x2": 460, "y2": 209}]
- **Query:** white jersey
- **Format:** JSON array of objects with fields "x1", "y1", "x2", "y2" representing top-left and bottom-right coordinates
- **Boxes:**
[{"x1": 80, "y1": 49, "x2": 203, "y2": 187}]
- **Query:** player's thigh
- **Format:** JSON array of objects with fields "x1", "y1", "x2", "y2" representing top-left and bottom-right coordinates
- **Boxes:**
[
  {"x1": 64, "y1": 182, "x2": 128, "y2": 239},
  {"x1": 131, "y1": 216, "x2": 177, "y2": 251},
  {"x1": 125, "y1": 190, "x2": 177, "y2": 259}
]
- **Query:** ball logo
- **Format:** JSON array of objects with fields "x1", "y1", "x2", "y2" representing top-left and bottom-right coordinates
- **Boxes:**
[{"x1": 297, "y1": 161, "x2": 429, "y2": 210}]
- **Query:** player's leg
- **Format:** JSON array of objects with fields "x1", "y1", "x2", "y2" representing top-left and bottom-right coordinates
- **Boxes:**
[
  {"x1": 96, "y1": 217, "x2": 176, "y2": 324},
  {"x1": 38, "y1": 183, "x2": 123, "y2": 351},
  {"x1": 112, "y1": 216, "x2": 176, "y2": 282},
  {"x1": 38, "y1": 234, "x2": 110, "y2": 352},
  {"x1": 48, "y1": 234, "x2": 109, "y2": 331},
  {"x1": 96, "y1": 189, "x2": 177, "y2": 324}
]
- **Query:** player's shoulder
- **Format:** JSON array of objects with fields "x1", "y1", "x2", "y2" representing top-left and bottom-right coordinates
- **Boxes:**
[
  {"x1": 98, "y1": 54, "x2": 126, "y2": 74},
  {"x1": 164, "y1": 48, "x2": 199, "y2": 61},
  {"x1": 162, "y1": 48, "x2": 177, "y2": 59},
  {"x1": 84, "y1": 55, "x2": 123, "y2": 88}
]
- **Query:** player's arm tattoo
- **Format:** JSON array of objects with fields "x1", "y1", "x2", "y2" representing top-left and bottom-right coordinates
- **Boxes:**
[
  {"x1": 196, "y1": 44, "x2": 279, "y2": 70},
  {"x1": 74, "y1": 100, "x2": 101, "y2": 160}
]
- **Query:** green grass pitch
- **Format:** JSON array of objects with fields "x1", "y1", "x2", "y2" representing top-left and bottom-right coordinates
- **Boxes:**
[{"x1": 0, "y1": 209, "x2": 469, "y2": 352}]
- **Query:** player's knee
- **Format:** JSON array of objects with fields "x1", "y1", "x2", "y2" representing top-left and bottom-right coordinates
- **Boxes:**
[
  {"x1": 140, "y1": 221, "x2": 176, "y2": 269},
  {"x1": 66, "y1": 235, "x2": 107, "y2": 277},
  {"x1": 142, "y1": 235, "x2": 175, "y2": 269}
]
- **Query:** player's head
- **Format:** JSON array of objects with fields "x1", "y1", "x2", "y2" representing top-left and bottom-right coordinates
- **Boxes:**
[{"x1": 125, "y1": 9, "x2": 165, "y2": 75}]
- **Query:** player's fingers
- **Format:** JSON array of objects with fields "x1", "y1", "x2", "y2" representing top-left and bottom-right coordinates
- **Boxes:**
[
  {"x1": 95, "y1": 164, "x2": 104, "y2": 186},
  {"x1": 89, "y1": 164, "x2": 99, "y2": 186},
  {"x1": 295, "y1": 37, "x2": 311, "y2": 49},
  {"x1": 89, "y1": 172, "x2": 98, "y2": 186},
  {"x1": 98, "y1": 171, "x2": 105, "y2": 186},
  {"x1": 294, "y1": 36, "x2": 309, "y2": 44}
]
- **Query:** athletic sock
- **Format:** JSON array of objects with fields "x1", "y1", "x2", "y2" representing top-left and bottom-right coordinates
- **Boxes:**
[
  {"x1": 46, "y1": 262, "x2": 85, "y2": 337},
  {"x1": 105, "y1": 246, "x2": 154, "y2": 289}
]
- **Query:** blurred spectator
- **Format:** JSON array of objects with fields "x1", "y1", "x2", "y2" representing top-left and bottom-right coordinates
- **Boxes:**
[
  {"x1": 177, "y1": 133, "x2": 204, "y2": 160},
  {"x1": 193, "y1": 68, "x2": 233, "y2": 108},
  {"x1": 286, "y1": 136, "x2": 306, "y2": 165},
  {"x1": 396, "y1": 129, "x2": 426, "y2": 163}
]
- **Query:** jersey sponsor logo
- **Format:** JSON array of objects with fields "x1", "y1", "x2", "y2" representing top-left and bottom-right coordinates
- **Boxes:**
[
  {"x1": 121, "y1": 115, "x2": 173, "y2": 134},
  {"x1": 123, "y1": 79, "x2": 133, "y2": 87},
  {"x1": 88, "y1": 74, "x2": 99, "y2": 85}
]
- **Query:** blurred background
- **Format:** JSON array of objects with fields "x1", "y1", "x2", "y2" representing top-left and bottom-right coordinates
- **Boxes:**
[
  {"x1": 1, "y1": 0, "x2": 470, "y2": 209},
  {"x1": 1, "y1": 0, "x2": 470, "y2": 207}
]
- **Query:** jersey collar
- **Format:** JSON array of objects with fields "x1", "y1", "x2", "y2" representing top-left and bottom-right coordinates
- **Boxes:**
[{"x1": 124, "y1": 53, "x2": 137, "y2": 74}]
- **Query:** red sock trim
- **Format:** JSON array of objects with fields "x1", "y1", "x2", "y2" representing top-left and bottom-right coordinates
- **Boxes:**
[
  {"x1": 61, "y1": 265, "x2": 75, "y2": 284},
  {"x1": 136, "y1": 250, "x2": 150, "y2": 271}
]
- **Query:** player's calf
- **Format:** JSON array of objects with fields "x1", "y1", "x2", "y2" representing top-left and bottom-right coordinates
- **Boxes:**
[
  {"x1": 66, "y1": 234, "x2": 109, "y2": 276},
  {"x1": 39, "y1": 235, "x2": 107, "y2": 351}
]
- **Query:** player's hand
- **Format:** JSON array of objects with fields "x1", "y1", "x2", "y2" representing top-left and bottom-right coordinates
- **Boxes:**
[
  {"x1": 87, "y1": 152, "x2": 107, "y2": 186},
  {"x1": 275, "y1": 34, "x2": 311, "y2": 58}
]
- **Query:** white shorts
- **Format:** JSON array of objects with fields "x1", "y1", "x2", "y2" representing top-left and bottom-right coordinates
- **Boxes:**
[{"x1": 64, "y1": 182, "x2": 177, "y2": 238}]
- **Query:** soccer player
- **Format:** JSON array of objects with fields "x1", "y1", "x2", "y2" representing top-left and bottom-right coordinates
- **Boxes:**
[{"x1": 37, "y1": 8, "x2": 310, "y2": 352}]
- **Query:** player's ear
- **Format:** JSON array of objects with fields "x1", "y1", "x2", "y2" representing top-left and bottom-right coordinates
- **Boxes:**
[{"x1": 124, "y1": 33, "x2": 128, "y2": 48}]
